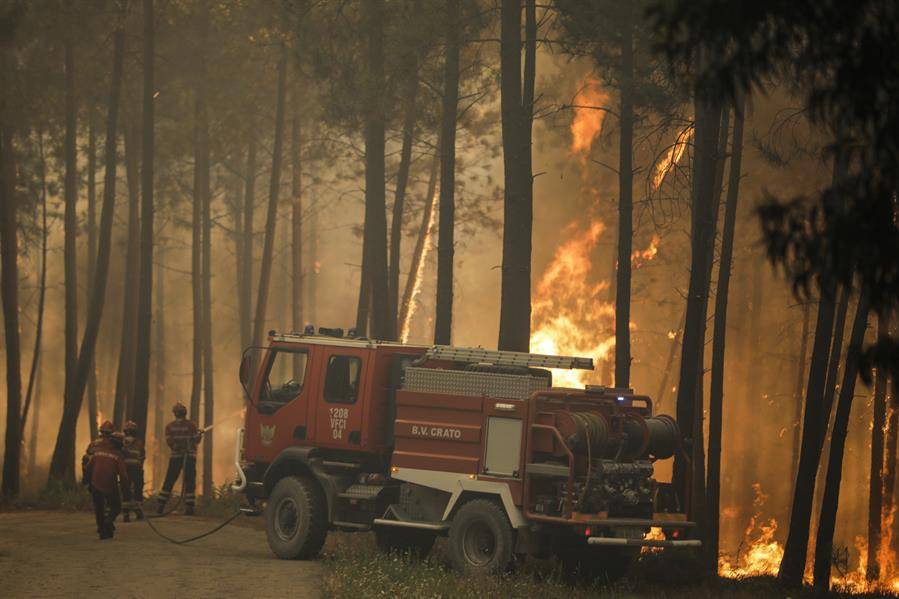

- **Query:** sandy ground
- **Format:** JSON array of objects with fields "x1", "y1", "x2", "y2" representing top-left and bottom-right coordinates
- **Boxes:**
[{"x1": 0, "y1": 510, "x2": 321, "y2": 598}]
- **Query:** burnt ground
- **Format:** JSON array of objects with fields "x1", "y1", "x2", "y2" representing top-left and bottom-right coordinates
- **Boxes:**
[{"x1": 0, "y1": 510, "x2": 320, "y2": 598}]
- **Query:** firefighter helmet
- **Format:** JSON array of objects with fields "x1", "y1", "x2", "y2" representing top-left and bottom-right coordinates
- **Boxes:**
[
  {"x1": 99, "y1": 420, "x2": 115, "y2": 435},
  {"x1": 124, "y1": 420, "x2": 138, "y2": 434},
  {"x1": 172, "y1": 403, "x2": 188, "y2": 417}
]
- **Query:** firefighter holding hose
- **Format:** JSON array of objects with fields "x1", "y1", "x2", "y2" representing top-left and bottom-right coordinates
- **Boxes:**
[
  {"x1": 156, "y1": 403, "x2": 203, "y2": 516},
  {"x1": 121, "y1": 420, "x2": 146, "y2": 522},
  {"x1": 82, "y1": 421, "x2": 129, "y2": 540}
]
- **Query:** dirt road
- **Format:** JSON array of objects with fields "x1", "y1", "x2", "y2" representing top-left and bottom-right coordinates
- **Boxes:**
[{"x1": 0, "y1": 510, "x2": 321, "y2": 598}]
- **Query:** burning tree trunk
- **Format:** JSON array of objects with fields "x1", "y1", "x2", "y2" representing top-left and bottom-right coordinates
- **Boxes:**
[
  {"x1": 86, "y1": 110, "x2": 98, "y2": 440},
  {"x1": 706, "y1": 94, "x2": 745, "y2": 573},
  {"x1": 399, "y1": 149, "x2": 439, "y2": 341},
  {"x1": 251, "y1": 43, "x2": 287, "y2": 349},
  {"x1": 434, "y1": 0, "x2": 460, "y2": 346},
  {"x1": 778, "y1": 148, "x2": 849, "y2": 588},
  {"x1": 497, "y1": 0, "x2": 535, "y2": 352},
  {"x1": 614, "y1": 6, "x2": 634, "y2": 389},
  {"x1": 867, "y1": 311, "x2": 890, "y2": 580},
  {"x1": 672, "y1": 62, "x2": 722, "y2": 520},
  {"x1": 0, "y1": 107, "x2": 20, "y2": 499},
  {"x1": 389, "y1": 50, "x2": 420, "y2": 334},
  {"x1": 813, "y1": 290, "x2": 871, "y2": 593},
  {"x1": 240, "y1": 126, "x2": 256, "y2": 349},
  {"x1": 130, "y1": 0, "x2": 156, "y2": 437},
  {"x1": 51, "y1": 25, "x2": 125, "y2": 483},
  {"x1": 114, "y1": 116, "x2": 141, "y2": 427}
]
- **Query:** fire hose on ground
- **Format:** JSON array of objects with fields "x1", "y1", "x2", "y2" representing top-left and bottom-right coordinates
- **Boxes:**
[{"x1": 139, "y1": 424, "x2": 248, "y2": 545}]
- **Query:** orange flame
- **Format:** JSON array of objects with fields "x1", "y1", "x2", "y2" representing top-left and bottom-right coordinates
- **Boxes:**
[
  {"x1": 652, "y1": 125, "x2": 693, "y2": 190},
  {"x1": 632, "y1": 235, "x2": 660, "y2": 269},
  {"x1": 529, "y1": 219, "x2": 614, "y2": 387},
  {"x1": 570, "y1": 78, "x2": 610, "y2": 155}
]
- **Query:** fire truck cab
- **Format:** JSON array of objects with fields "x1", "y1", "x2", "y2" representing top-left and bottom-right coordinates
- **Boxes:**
[{"x1": 234, "y1": 328, "x2": 699, "y2": 578}]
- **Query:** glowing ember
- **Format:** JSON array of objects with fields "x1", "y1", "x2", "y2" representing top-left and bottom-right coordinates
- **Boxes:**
[
  {"x1": 529, "y1": 219, "x2": 614, "y2": 387},
  {"x1": 399, "y1": 188, "x2": 438, "y2": 344},
  {"x1": 570, "y1": 78, "x2": 610, "y2": 155},
  {"x1": 652, "y1": 125, "x2": 694, "y2": 190}
]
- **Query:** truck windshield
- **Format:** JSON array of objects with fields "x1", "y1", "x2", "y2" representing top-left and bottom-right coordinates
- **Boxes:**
[{"x1": 259, "y1": 350, "x2": 308, "y2": 414}]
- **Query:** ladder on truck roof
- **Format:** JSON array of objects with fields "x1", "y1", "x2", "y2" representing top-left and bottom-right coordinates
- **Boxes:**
[{"x1": 426, "y1": 345, "x2": 594, "y2": 371}]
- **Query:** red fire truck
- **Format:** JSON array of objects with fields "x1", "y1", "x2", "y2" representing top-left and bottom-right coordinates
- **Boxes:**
[{"x1": 233, "y1": 328, "x2": 699, "y2": 578}]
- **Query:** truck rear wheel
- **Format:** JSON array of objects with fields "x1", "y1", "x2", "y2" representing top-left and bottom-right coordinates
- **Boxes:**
[
  {"x1": 374, "y1": 526, "x2": 436, "y2": 558},
  {"x1": 448, "y1": 499, "x2": 514, "y2": 575},
  {"x1": 265, "y1": 476, "x2": 328, "y2": 560}
]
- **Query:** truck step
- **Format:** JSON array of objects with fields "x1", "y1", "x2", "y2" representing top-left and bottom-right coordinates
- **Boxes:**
[
  {"x1": 322, "y1": 460, "x2": 361, "y2": 470},
  {"x1": 338, "y1": 484, "x2": 387, "y2": 500},
  {"x1": 332, "y1": 520, "x2": 371, "y2": 531}
]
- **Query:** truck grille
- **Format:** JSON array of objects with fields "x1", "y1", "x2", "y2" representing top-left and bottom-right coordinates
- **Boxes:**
[{"x1": 403, "y1": 367, "x2": 549, "y2": 401}]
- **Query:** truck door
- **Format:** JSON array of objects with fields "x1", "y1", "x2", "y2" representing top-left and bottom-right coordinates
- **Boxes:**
[
  {"x1": 312, "y1": 347, "x2": 368, "y2": 449},
  {"x1": 247, "y1": 346, "x2": 312, "y2": 460}
]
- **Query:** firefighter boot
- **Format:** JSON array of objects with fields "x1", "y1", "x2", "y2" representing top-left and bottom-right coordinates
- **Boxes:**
[
  {"x1": 185, "y1": 505, "x2": 195, "y2": 516},
  {"x1": 123, "y1": 510, "x2": 131, "y2": 523},
  {"x1": 135, "y1": 507, "x2": 144, "y2": 520},
  {"x1": 156, "y1": 500, "x2": 165, "y2": 515}
]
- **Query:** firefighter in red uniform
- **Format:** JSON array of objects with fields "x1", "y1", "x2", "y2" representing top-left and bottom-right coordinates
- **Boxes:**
[
  {"x1": 82, "y1": 421, "x2": 129, "y2": 539},
  {"x1": 121, "y1": 420, "x2": 145, "y2": 522},
  {"x1": 156, "y1": 403, "x2": 203, "y2": 515}
]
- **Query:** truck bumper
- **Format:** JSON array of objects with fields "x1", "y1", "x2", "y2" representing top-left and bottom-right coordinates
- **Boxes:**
[{"x1": 587, "y1": 537, "x2": 701, "y2": 548}]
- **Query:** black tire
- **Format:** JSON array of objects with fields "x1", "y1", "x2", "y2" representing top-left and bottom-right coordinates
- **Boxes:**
[
  {"x1": 558, "y1": 546, "x2": 638, "y2": 584},
  {"x1": 265, "y1": 476, "x2": 328, "y2": 560},
  {"x1": 448, "y1": 499, "x2": 515, "y2": 575},
  {"x1": 374, "y1": 525, "x2": 436, "y2": 558}
]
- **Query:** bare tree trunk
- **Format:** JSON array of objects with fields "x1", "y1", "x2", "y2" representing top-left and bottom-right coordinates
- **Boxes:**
[
  {"x1": 792, "y1": 300, "x2": 812, "y2": 485},
  {"x1": 399, "y1": 149, "x2": 439, "y2": 341},
  {"x1": 434, "y1": 0, "x2": 460, "y2": 346},
  {"x1": 615, "y1": 7, "x2": 634, "y2": 389},
  {"x1": 308, "y1": 191, "x2": 318, "y2": 325},
  {"x1": 389, "y1": 60, "x2": 419, "y2": 333},
  {"x1": 813, "y1": 290, "x2": 871, "y2": 593},
  {"x1": 130, "y1": 0, "x2": 155, "y2": 436},
  {"x1": 191, "y1": 50, "x2": 209, "y2": 423},
  {"x1": 867, "y1": 312, "x2": 889, "y2": 580},
  {"x1": 200, "y1": 76, "x2": 214, "y2": 498},
  {"x1": 86, "y1": 109, "x2": 99, "y2": 440},
  {"x1": 497, "y1": 0, "x2": 535, "y2": 352},
  {"x1": 114, "y1": 117, "x2": 140, "y2": 427},
  {"x1": 50, "y1": 26, "x2": 125, "y2": 482},
  {"x1": 240, "y1": 127, "x2": 256, "y2": 349},
  {"x1": 27, "y1": 362, "x2": 42, "y2": 477},
  {"x1": 1, "y1": 107, "x2": 21, "y2": 498},
  {"x1": 53, "y1": 0, "x2": 79, "y2": 484},
  {"x1": 361, "y1": 0, "x2": 391, "y2": 340},
  {"x1": 251, "y1": 44, "x2": 287, "y2": 349},
  {"x1": 672, "y1": 65, "x2": 722, "y2": 519},
  {"x1": 778, "y1": 148, "x2": 848, "y2": 588},
  {"x1": 20, "y1": 128, "x2": 49, "y2": 439},
  {"x1": 706, "y1": 95, "x2": 745, "y2": 573},
  {"x1": 154, "y1": 244, "x2": 166, "y2": 488},
  {"x1": 291, "y1": 74, "x2": 303, "y2": 342}
]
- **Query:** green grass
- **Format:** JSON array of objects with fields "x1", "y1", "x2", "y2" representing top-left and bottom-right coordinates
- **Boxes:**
[
  {"x1": 321, "y1": 532, "x2": 895, "y2": 599},
  {"x1": 4, "y1": 480, "x2": 94, "y2": 511}
]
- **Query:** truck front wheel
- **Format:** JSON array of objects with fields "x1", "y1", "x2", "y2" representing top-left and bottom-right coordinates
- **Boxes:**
[
  {"x1": 448, "y1": 499, "x2": 514, "y2": 575},
  {"x1": 265, "y1": 476, "x2": 328, "y2": 560}
]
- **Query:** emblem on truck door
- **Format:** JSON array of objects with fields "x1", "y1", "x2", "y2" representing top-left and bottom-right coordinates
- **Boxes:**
[{"x1": 260, "y1": 424, "x2": 276, "y2": 446}]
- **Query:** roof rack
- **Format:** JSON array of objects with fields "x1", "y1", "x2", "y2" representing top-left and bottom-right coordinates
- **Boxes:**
[{"x1": 426, "y1": 345, "x2": 593, "y2": 371}]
